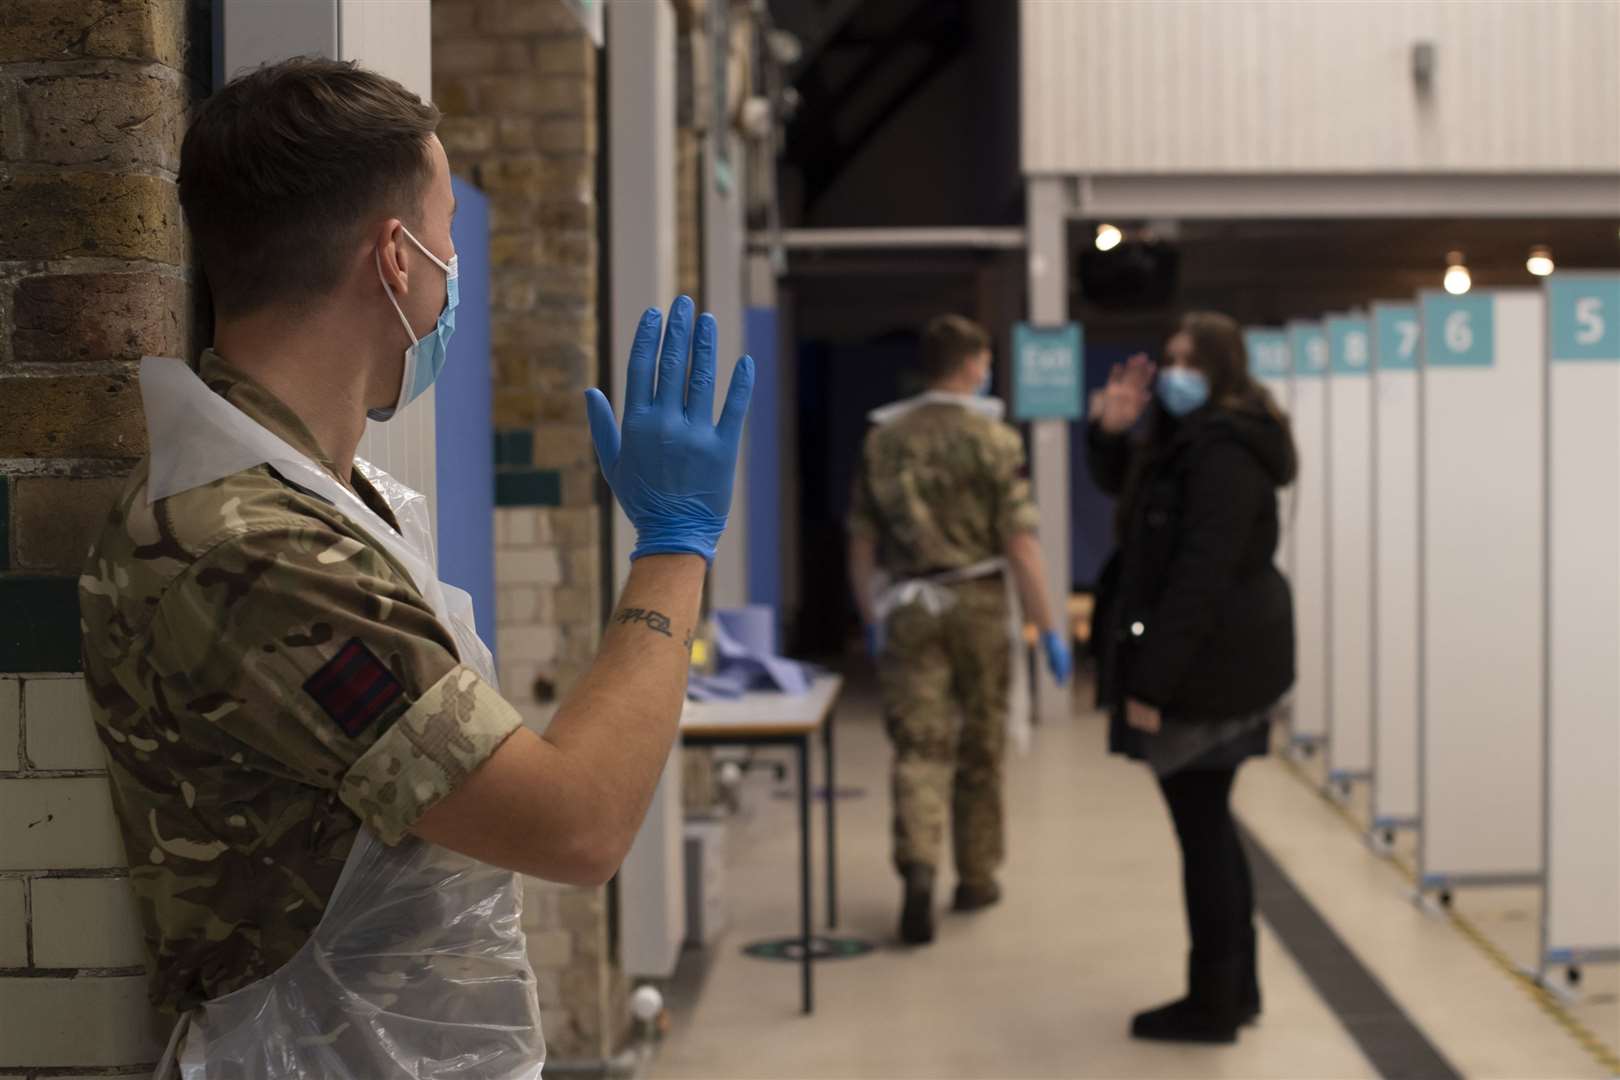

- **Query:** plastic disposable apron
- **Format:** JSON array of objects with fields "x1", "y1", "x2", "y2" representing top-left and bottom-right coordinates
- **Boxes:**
[
  {"x1": 865, "y1": 392, "x2": 1034, "y2": 753},
  {"x1": 139, "y1": 357, "x2": 544, "y2": 1079}
]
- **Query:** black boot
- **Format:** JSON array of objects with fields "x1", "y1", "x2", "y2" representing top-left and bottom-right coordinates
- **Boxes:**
[
  {"x1": 898, "y1": 865, "x2": 935, "y2": 946},
  {"x1": 952, "y1": 879, "x2": 1001, "y2": 913},
  {"x1": 1130, "y1": 954, "x2": 1242, "y2": 1045},
  {"x1": 1239, "y1": 932, "x2": 1261, "y2": 1025}
]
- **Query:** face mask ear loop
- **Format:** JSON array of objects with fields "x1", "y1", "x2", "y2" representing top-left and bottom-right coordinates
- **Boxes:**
[
  {"x1": 376, "y1": 249, "x2": 420, "y2": 345},
  {"x1": 398, "y1": 224, "x2": 454, "y2": 276}
]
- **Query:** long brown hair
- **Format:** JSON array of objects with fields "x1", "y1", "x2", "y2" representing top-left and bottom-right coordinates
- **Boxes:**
[{"x1": 1115, "y1": 311, "x2": 1297, "y2": 539}]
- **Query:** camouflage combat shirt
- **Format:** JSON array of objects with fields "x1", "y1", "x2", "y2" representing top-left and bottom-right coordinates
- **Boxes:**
[
  {"x1": 848, "y1": 400, "x2": 1041, "y2": 575},
  {"x1": 79, "y1": 350, "x2": 525, "y2": 1014}
]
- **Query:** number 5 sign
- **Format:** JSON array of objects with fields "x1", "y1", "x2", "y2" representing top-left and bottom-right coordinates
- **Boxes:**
[
  {"x1": 1548, "y1": 275, "x2": 1620, "y2": 362},
  {"x1": 1422, "y1": 293, "x2": 1495, "y2": 368}
]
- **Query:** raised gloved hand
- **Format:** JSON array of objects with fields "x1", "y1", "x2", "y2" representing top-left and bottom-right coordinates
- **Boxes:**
[
  {"x1": 1040, "y1": 629, "x2": 1073, "y2": 687},
  {"x1": 585, "y1": 297, "x2": 754, "y2": 562},
  {"x1": 864, "y1": 622, "x2": 884, "y2": 660}
]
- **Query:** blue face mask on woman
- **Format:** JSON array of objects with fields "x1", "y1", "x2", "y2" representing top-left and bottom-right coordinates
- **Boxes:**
[
  {"x1": 370, "y1": 225, "x2": 458, "y2": 422},
  {"x1": 1156, "y1": 367, "x2": 1209, "y2": 417}
]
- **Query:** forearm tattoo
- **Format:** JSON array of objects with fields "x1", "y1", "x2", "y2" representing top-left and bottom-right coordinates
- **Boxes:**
[{"x1": 614, "y1": 607, "x2": 673, "y2": 638}]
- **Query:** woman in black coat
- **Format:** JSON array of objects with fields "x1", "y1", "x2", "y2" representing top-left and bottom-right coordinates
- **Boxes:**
[{"x1": 1088, "y1": 311, "x2": 1297, "y2": 1045}]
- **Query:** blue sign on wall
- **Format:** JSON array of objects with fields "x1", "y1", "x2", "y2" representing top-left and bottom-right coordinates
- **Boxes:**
[
  {"x1": 1548, "y1": 275, "x2": 1620, "y2": 362},
  {"x1": 1328, "y1": 316, "x2": 1372, "y2": 376},
  {"x1": 1289, "y1": 324, "x2": 1329, "y2": 378},
  {"x1": 1245, "y1": 328, "x2": 1291, "y2": 378},
  {"x1": 1375, "y1": 305, "x2": 1420, "y2": 372},
  {"x1": 1013, "y1": 322, "x2": 1083, "y2": 421},
  {"x1": 1422, "y1": 292, "x2": 1494, "y2": 368}
]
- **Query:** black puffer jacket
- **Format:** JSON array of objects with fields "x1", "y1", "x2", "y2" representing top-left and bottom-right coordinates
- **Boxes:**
[{"x1": 1089, "y1": 404, "x2": 1296, "y2": 724}]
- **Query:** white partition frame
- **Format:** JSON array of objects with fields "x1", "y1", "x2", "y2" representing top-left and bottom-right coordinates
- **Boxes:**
[
  {"x1": 1370, "y1": 303, "x2": 1423, "y2": 834},
  {"x1": 1245, "y1": 329, "x2": 1295, "y2": 580},
  {"x1": 1287, "y1": 322, "x2": 1331, "y2": 750},
  {"x1": 1542, "y1": 273, "x2": 1620, "y2": 971},
  {"x1": 1326, "y1": 315, "x2": 1374, "y2": 786},
  {"x1": 1418, "y1": 289, "x2": 1545, "y2": 893}
]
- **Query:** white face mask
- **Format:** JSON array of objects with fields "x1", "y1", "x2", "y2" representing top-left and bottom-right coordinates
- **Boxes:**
[{"x1": 369, "y1": 225, "x2": 458, "y2": 422}]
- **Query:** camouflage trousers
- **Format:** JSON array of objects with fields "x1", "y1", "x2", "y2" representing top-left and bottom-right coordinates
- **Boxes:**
[{"x1": 878, "y1": 578, "x2": 1010, "y2": 884}]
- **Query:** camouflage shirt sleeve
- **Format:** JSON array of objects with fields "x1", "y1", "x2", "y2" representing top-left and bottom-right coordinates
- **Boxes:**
[
  {"x1": 989, "y1": 422, "x2": 1040, "y2": 543},
  {"x1": 147, "y1": 524, "x2": 524, "y2": 846},
  {"x1": 846, "y1": 428, "x2": 881, "y2": 541}
]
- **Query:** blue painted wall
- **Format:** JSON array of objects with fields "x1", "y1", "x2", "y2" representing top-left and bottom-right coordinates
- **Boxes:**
[
  {"x1": 745, "y1": 307, "x2": 781, "y2": 631},
  {"x1": 436, "y1": 178, "x2": 496, "y2": 652}
]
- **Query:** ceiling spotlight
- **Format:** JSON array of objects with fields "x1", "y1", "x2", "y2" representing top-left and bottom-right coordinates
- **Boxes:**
[
  {"x1": 1094, "y1": 223, "x2": 1123, "y2": 252},
  {"x1": 1526, "y1": 245, "x2": 1555, "y2": 277},
  {"x1": 1443, "y1": 250, "x2": 1472, "y2": 296}
]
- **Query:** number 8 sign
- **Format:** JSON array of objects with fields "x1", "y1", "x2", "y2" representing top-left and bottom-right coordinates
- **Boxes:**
[
  {"x1": 1548, "y1": 276, "x2": 1620, "y2": 362},
  {"x1": 1422, "y1": 293, "x2": 1494, "y2": 368}
]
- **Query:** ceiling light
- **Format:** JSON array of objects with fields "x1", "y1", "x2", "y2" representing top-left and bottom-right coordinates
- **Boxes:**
[
  {"x1": 1443, "y1": 250, "x2": 1471, "y2": 296},
  {"x1": 1526, "y1": 245, "x2": 1555, "y2": 277},
  {"x1": 1094, "y1": 223, "x2": 1123, "y2": 252}
]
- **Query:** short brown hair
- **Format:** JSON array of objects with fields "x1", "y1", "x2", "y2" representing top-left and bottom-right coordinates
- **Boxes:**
[
  {"x1": 179, "y1": 57, "x2": 440, "y2": 317},
  {"x1": 918, "y1": 314, "x2": 990, "y2": 381}
]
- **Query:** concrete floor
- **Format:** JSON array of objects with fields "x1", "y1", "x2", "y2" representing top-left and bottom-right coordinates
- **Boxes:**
[{"x1": 649, "y1": 676, "x2": 1619, "y2": 1079}]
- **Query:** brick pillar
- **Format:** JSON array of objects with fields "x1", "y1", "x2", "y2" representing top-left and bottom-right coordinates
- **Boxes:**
[
  {"x1": 433, "y1": 0, "x2": 626, "y2": 1062},
  {"x1": 0, "y1": 0, "x2": 205, "y2": 1072}
]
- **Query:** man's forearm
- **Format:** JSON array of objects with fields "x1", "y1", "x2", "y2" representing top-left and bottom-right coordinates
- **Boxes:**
[
  {"x1": 1006, "y1": 530, "x2": 1057, "y2": 632},
  {"x1": 542, "y1": 554, "x2": 706, "y2": 851}
]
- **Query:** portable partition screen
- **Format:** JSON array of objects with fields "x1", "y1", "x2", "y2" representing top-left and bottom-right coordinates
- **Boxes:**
[
  {"x1": 1371, "y1": 303, "x2": 1422, "y2": 833},
  {"x1": 1542, "y1": 273, "x2": 1620, "y2": 968},
  {"x1": 1287, "y1": 322, "x2": 1331, "y2": 749},
  {"x1": 1246, "y1": 328, "x2": 1295, "y2": 580},
  {"x1": 1326, "y1": 315, "x2": 1373, "y2": 785},
  {"x1": 1418, "y1": 289, "x2": 1545, "y2": 891}
]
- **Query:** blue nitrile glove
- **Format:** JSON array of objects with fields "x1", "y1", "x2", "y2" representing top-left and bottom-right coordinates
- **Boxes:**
[
  {"x1": 585, "y1": 297, "x2": 754, "y2": 562},
  {"x1": 1041, "y1": 629, "x2": 1073, "y2": 686},
  {"x1": 864, "y1": 622, "x2": 884, "y2": 660}
]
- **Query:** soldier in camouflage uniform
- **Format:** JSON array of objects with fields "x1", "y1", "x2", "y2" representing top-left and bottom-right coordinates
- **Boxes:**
[
  {"x1": 848, "y1": 315, "x2": 1074, "y2": 946},
  {"x1": 77, "y1": 58, "x2": 752, "y2": 1072}
]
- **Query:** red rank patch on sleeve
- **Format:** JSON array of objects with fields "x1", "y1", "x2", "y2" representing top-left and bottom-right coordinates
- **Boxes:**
[{"x1": 303, "y1": 638, "x2": 404, "y2": 737}]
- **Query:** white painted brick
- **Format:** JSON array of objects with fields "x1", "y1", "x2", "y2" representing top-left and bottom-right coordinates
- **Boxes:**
[
  {"x1": 495, "y1": 548, "x2": 564, "y2": 587},
  {"x1": 32, "y1": 877, "x2": 147, "y2": 968},
  {"x1": 0, "y1": 974, "x2": 162, "y2": 1066},
  {"x1": 497, "y1": 586, "x2": 538, "y2": 627},
  {"x1": 534, "y1": 510, "x2": 554, "y2": 545},
  {"x1": 527, "y1": 928, "x2": 573, "y2": 968},
  {"x1": 0, "y1": 777, "x2": 125, "y2": 871},
  {"x1": 0, "y1": 877, "x2": 27, "y2": 966},
  {"x1": 498, "y1": 625, "x2": 561, "y2": 664},
  {"x1": 24, "y1": 677, "x2": 104, "y2": 772},
  {"x1": 503, "y1": 507, "x2": 536, "y2": 547},
  {"x1": 497, "y1": 662, "x2": 539, "y2": 703},
  {"x1": 0, "y1": 678, "x2": 19, "y2": 772}
]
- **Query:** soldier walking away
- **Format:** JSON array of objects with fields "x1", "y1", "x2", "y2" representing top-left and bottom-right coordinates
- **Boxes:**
[{"x1": 847, "y1": 314, "x2": 1073, "y2": 946}]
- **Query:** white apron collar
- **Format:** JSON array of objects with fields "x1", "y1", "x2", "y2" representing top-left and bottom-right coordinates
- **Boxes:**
[{"x1": 867, "y1": 390, "x2": 1006, "y2": 427}]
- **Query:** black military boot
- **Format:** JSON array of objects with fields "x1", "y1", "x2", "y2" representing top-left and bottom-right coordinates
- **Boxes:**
[
  {"x1": 898, "y1": 864, "x2": 936, "y2": 945},
  {"x1": 1130, "y1": 954, "x2": 1242, "y2": 1045},
  {"x1": 951, "y1": 878, "x2": 1002, "y2": 913}
]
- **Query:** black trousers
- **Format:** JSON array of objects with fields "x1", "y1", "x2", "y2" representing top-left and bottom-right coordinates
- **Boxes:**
[{"x1": 1157, "y1": 766, "x2": 1257, "y2": 1006}]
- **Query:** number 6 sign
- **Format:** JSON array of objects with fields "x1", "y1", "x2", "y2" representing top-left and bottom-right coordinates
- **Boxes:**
[{"x1": 1423, "y1": 294, "x2": 1494, "y2": 368}]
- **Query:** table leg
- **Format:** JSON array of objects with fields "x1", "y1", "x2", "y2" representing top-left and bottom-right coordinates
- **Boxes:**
[
  {"x1": 824, "y1": 706, "x2": 838, "y2": 929},
  {"x1": 798, "y1": 734, "x2": 813, "y2": 1015}
]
